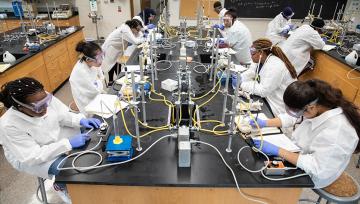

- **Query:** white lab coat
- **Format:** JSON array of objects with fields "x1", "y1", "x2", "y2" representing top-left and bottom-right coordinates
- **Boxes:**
[
  {"x1": 69, "y1": 61, "x2": 105, "y2": 115},
  {"x1": 265, "y1": 13, "x2": 291, "y2": 45},
  {"x1": 219, "y1": 8, "x2": 228, "y2": 18},
  {"x1": 101, "y1": 24, "x2": 144, "y2": 75},
  {"x1": 240, "y1": 55, "x2": 296, "y2": 116},
  {"x1": 280, "y1": 25, "x2": 325, "y2": 75},
  {"x1": 0, "y1": 96, "x2": 84, "y2": 179},
  {"x1": 224, "y1": 20, "x2": 252, "y2": 65},
  {"x1": 279, "y1": 108, "x2": 358, "y2": 188}
]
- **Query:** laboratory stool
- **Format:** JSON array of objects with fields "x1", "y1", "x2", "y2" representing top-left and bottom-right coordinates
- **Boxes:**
[
  {"x1": 37, "y1": 177, "x2": 49, "y2": 204},
  {"x1": 313, "y1": 173, "x2": 360, "y2": 204}
]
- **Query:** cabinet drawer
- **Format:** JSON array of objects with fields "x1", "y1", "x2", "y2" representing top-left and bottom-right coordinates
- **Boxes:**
[{"x1": 43, "y1": 42, "x2": 67, "y2": 63}]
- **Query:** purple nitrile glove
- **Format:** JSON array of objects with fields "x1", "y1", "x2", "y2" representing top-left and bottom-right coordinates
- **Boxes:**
[
  {"x1": 69, "y1": 133, "x2": 90, "y2": 148},
  {"x1": 253, "y1": 140, "x2": 279, "y2": 156},
  {"x1": 231, "y1": 73, "x2": 242, "y2": 89},
  {"x1": 147, "y1": 24, "x2": 156, "y2": 29},
  {"x1": 80, "y1": 118, "x2": 101, "y2": 129},
  {"x1": 249, "y1": 118, "x2": 267, "y2": 128}
]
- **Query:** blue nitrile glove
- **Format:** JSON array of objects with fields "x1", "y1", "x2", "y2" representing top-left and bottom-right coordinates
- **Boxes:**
[
  {"x1": 289, "y1": 24, "x2": 296, "y2": 30},
  {"x1": 217, "y1": 39, "x2": 225, "y2": 44},
  {"x1": 147, "y1": 24, "x2": 156, "y2": 29},
  {"x1": 217, "y1": 71, "x2": 227, "y2": 85},
  {"x1": 280, "y1": 25, "x2": 291, "y2": 36},
  {"x1": 213, "y1": 24, "x2": 225, "y2": 30},
  {"x1": 144, "y1": 82, "x2": 151, "y2": 94},
  {"x1": 80, "y1": 118, "x2": 101, "y2": 129},
  {"x1": 231, "y1": 73, "x2": 242, "y2": 89},
  {"x1": 69, "y1": 133, "x2": 90, "y2": 148},
  {"x1": 253, "y1": 140, "x2": 279, "y2": 156},
  {"x1": 322, "y1": 37, "x2": 327, "y2": 43},
  {"x1": 249, "y1": 118, "x2": 267, "y2": 128}
]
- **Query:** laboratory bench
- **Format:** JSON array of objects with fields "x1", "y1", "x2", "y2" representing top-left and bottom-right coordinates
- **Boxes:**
[
  {"x1": 56, "y1": 39, "x2": 314, "y2": 204},
  {"x1": 0, "y1": 26, "x2": 84, "y2": 92},
  {"x1": 301, "y1": 48, "x2": 360, "y2": 107}
]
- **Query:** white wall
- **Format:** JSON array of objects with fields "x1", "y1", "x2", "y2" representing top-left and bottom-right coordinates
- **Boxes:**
[
  {"x1": 74, "y1": 0, "x2": 131, "y2": 40},
  {"x1": 133, "y1": 0, "x2": 141, "y2": 17}
]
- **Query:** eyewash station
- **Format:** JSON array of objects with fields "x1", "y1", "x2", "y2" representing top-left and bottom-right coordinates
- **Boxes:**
[{"x1": 54, "y1": 4, "x2": 313, "y2": 204}]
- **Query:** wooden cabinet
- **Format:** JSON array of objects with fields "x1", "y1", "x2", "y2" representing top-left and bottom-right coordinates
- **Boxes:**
[
  {"x1": 0, "y1": 30, "x2": 84, "y2": 93},
  {"x1": 0, "y1": 20, "x2": 7, "y2": 33},
  {"x1": 354, "y1": 94, "x2": 360, "y2": 108},
  {"x1": 66, "y1": 30, "x2": 84, "y2": 66},
  {"x1": 300, "y1": 51, "x2": 360, "y2": 105},
  {"x1": 0, "y1": 16, "x2": 80, "y2": 33},
  {"x1": 0, "y1": 53, "x2": 51, "y2": 91}
]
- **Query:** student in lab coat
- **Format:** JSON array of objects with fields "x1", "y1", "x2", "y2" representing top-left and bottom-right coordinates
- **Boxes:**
[
  {"x1": 0, "y1": 77, "x2": 101, "y2": 202},
  {"x1": 213, "y1": 1, "x2": 228, "y2": 19},
  {"x1": 252, "y1": 79, "x2": 359, "y2": 189},
  {"x1": 221, "y1": 9, "x2": 252, "y2": 65},
  {"x1": 212, "y1": 1, "x2": 228, "y2": 37},
  {"x1": 101, "y1": 19, "x2": 145, "y2": 84},
  {"x1": 280, "y1": 18, "x2": 326, "y2": 76},
  {"x1": 69, "y1": 41, "x2": 105, "y2": 115},
  {"x1": 233, "y1": 38, "x2": 297, "y2": 116},
  {"x1": 133, "y1": 8, "x2": 156, "y2": 31},
  {"x1": 265, "y1": 7, "x2": 295, "y2": 45}
]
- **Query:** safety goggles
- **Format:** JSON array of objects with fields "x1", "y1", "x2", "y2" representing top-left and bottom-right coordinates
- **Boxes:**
[
  {"x1": 250, "y1": 47, "x2": 258, "y2": 55},
  {"x1": 12, "y1": 92, "x2": 53, "y2": 113},
  {"x1": 85, "y1": 52, "x2": 105, "y2": 64},
  {"x1": 285, "y1": 99, "x2": 318, "y2": 118}
]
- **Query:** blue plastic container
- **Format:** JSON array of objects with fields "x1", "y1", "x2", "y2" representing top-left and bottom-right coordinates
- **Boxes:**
[{"x1": 12, "y1": 1, "x2": 23, "y2": 17}]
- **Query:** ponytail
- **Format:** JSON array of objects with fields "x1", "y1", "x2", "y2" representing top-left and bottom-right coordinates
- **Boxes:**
[
  {"x1": 284, "y1": 79, "x2": 360, "y2": 151},
  {"x1": 253, "y1": 38, "x2": 297, "y2": 79}
]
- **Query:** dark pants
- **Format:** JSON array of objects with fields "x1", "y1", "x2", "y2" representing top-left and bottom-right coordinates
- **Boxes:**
[{"x1": 108, "y1": 63, "x2": 122, "y2": 84}]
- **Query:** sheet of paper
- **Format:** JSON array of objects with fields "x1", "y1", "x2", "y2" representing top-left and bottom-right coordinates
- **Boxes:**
[
  {"x1": 231, "y1": 64, "x2": 248, "y2": 73},
  {"x1": 0, "y1": 64, "x2": 11, "y2": 73},
  {"x1": 322, "y1": 44, "x2": 336, "y2": 51},
  {"x1": 85, "y1": 94, "x2": 128, "y2": 118},
  {"x1": 253, "y1": 134, "x2": 301, "y2": 152}
]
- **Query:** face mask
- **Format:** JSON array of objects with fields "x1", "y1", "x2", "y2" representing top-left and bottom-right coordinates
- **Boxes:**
[{"x1": 12, "y1": 93, "x2": 53, "y2": 113}]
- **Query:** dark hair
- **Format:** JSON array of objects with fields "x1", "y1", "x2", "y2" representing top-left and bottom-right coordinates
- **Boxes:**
[
  {"x1": 125, "y1": 19, "x2": 143, "y2": 29},
  {"x1": 213, "y1": 1, "x2": 222, "y2": 9},
  {"x1": 0, "y1": 77, "x2": 44, "y2": 109},
  {"x1": 253, "y1": 38, "x2": 297, "y2": 79},
  {"x1": 224, "y1": 8, "x2": 237, "y2": 24},
  {"x1": 75, "y1": 41, "x2": 101, "y2": 62},
  {"x1": 138, "y1": 8, "x2": 156, "y2": 25},
  {"x1": 283, "y1": 79, "x2": 360, "y2": 151},
  {"x1": 310, "y1": 18, "x2": 325, "y2": 29}
]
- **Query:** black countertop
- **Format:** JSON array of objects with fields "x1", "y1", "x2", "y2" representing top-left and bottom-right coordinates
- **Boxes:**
[
  {"x1": 0, "y1": 26, "x2": 84, "y2": 75},
  {"x1": 56, "y1": 38, "x2": 314, "y2": 188},
  {"x1": 1, "y1": 12, "x2": 79, "y2": 20}
]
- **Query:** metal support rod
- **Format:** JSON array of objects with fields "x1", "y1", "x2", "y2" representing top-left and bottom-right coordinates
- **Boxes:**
[
  {"x1": 150, "y1": 33, "x2": 156, "y2": 91},
  {"x1": 154, "y1": 46, "x2": 158, "y2": 80},
  {"x1": 209, "y1": 28, "x2": 217, "y2": 81},
  {"x1": 212, "y1": 35, "x2": 220, "y2": 92},
  {"x1": 175, "y1": 101, "x2": 181, "y2": 128},
  {"x1": 196, "y1": 105, "x2": 201, "y2": 128},
  {"x1": 38, "y1": 177, "x2": 48, "y2": 204},
  {"x1": 332, "y1": 2, "x2": 339, "y2": 21},
  {"x1": 221, "y1": 54, "x2": 231, "y2": 124},
  {"x1": 167, "y1": 105, "x2": 172, "y2": 127},
  {"x1": 311, "y1": 3, "x2": 316, "y2": 16},
  {"x1": 188, "y1": 70, "x2": 193, "y2": 128},
  {"x1": 131, "y1": 71, "x2": 142, "y2": 151},
  {"x1": 226, "y1": 72, "x2": 241, "y2": 153},
  {"x1": 317, "y1": 5, "x2": 323, "y2": 18},
  {"x1": 139, "y1": 55, "x2": 148, "y2": 126}
]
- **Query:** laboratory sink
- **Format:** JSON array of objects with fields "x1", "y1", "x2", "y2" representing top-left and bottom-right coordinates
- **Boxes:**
[{"x1": 0, "y1": 52, "x2": 28, "y2": 63}]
